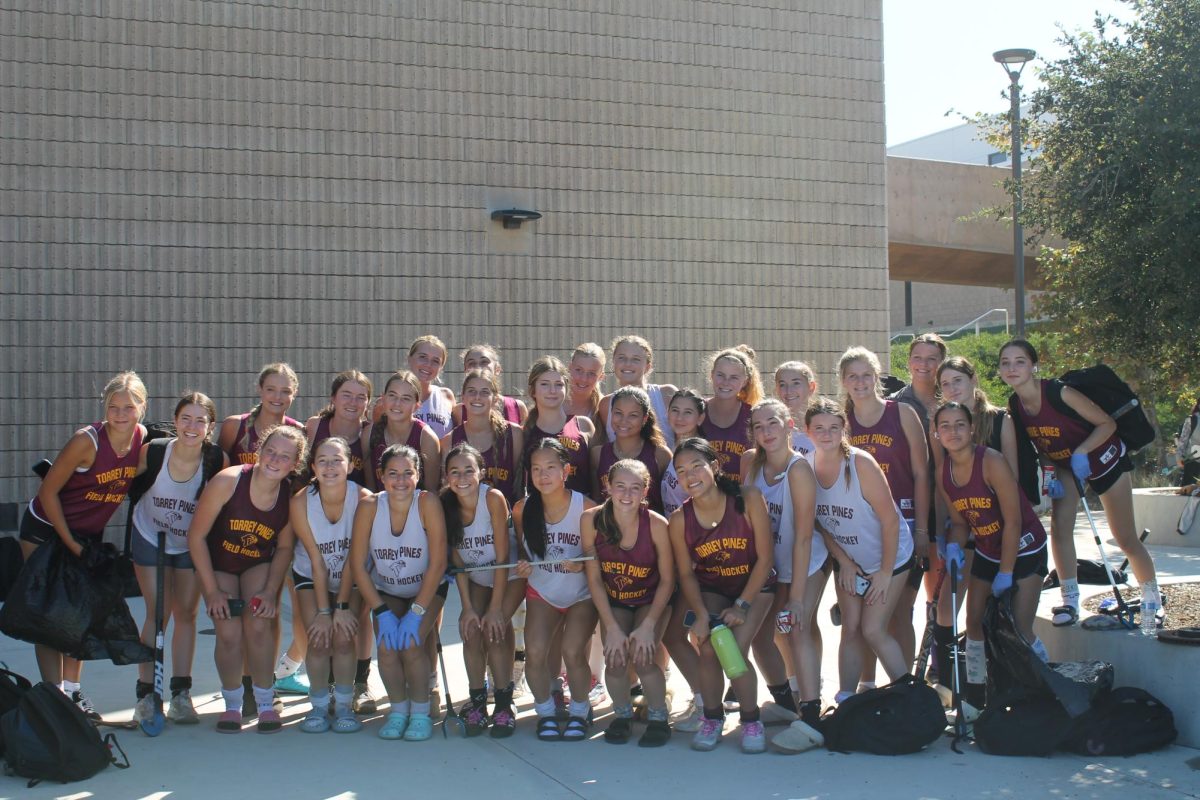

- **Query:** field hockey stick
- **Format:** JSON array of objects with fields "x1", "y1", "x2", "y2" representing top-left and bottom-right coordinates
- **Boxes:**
[
  {"x1": 912, "y1": 566, "x2": 947, "y2": 679},
  {"x1": 140, "y1": 531, "x2": 167, "y2": 736},
  {"x1": 948, "y1": 562, "x2": 968, "y2": 753},
  {"x1": 1099, "y1": 529, "x2": 1151, "y2": 614},
  {"x1": 1075, "y1": 479, "x2": 1136, "y2": 629},
  {"x1": 435, "y1": 637, "x2": 465, "y2": 738},
  {"x1": 449, "y1": 555, "x2": 595, "y2": 574}
]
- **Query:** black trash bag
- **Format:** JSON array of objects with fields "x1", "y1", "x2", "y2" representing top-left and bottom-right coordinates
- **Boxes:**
[
  {"x1": 1043, "y1": 559, "x2": 1126, "y2": 590},
  {"x1": 982, "y1": 590, "x2": 1109, "y2": 718},
  {"x1": 75, "y1": 593, "x2": 152, "y2": 665},
  {"x1": 0, "y1": 538, "x2": 102, "y2": 652}
]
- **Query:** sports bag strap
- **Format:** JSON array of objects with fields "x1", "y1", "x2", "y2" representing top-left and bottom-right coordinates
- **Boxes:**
[
  {"x1": 124, "y1": 439, "x2": 168, "y2": 556},
  {"x1": 200, "y1": 442, "x2": 225, "y2": 496},
  {"x1": 1045, "y1": 379, "x2": 1084, "y2": 422},
  {"x1": 103, "y1": 732, "x2": 131, "y2": 770}
]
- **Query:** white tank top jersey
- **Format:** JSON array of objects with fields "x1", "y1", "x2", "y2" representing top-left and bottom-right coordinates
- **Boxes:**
[
  {"x1": 753, "y1": 454, "x2": 828, "y2": 583},
  {"x1": 660, "y1": 460, "x2": 687, "y2": 518},
  {"x1": 791, "y1": 429, "x2": 815, "y2": 455},
  {"x1": 293, "y1": 482, "x2": 361, "y2": 593},
  {"x1": 131, "y1": 439, "x2": 202, "y2": 555},
  {"x1": 455, "y1": 483, "x2": 518, "y2": 588},
  {"x1": 604, "y1": 384, "x2": 674, "y2": 450},
  {"x1": 524, "y1": 490, "x2": 589, "y2": 609},
  {"x1": 806, "y1": 449, "x2": 913, "y2": 576},
  {"x1": 368, "y1": 490, "x2": 430, "y2": 598},
  {"x1": 415, "y1": 388, "x2": 453, "y2": 438}
]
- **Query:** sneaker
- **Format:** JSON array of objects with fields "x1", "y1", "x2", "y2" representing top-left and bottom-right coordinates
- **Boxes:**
[
  {"x1": 429, "y1": 688, "x2": 443, "y2": 721},
  {"x1": 759, "y1": 701, "x2": 798, "y2": 725},
  {"x1": 133, "y1": 694, "x2": 156, "y2": 723},
  {"x1": 489, "y1": 708, "x2": 516, "y2": 738},
  {"x1": 168, "y1": 691, "x2": 200, "y2": 725},
  {"x1": 273, "y1": 672, "x2": 310, "y2": 695},
  {"x1": 464, "y1": 704, "x2": 490, "y2": 737},
  {"x1": 691, "y1": 716, "x2": 723, "y2": 751},
  {"x1": 770, "y1": 720, "x2": 825, "y2": 754},
  {"x1": 71, "y1": 690, "x2": 101, "y2": 721},
  {"x1": 672, "y1": 696, "x2": 704, "y2": 733},
  {"x1": 740, "y1": 720, "x2": 766, "y2": 754},
  {"x1": 353, "y1": 682, "x2": 378, "y2": 715},
  {"x1": 588, "y1": 679, "x2": 609, "y2": 707},
  {"x1": 856, "y1": 681, "x2": 876, "y2": 694}
]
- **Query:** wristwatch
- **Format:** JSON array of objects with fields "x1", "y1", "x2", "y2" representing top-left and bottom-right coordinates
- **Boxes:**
[
  {"x1": 410, "y1": 602, "x2": 427, "y2": 617},
  {"x1": 733, "y1": 598, "x2": 751, "y2": 613},
  {"x1": 334, "y1": 602, "x2": 351, "y2": 611}
]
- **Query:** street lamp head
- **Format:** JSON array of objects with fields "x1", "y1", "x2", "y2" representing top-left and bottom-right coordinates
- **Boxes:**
[{"x1": 993, "y1": 48, "x2": 1036, "y2": 66}]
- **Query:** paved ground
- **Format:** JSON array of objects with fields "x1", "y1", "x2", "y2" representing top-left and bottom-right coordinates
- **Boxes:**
[{"x1": 2, "y1": 512, "x2": 1197, "y2": 800}]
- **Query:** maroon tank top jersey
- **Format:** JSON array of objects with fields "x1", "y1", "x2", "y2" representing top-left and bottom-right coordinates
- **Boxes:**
[
  {"x1": 371, "y1": 418, "x2": 430, "y2": 486},
  {"x1": 452, "y1": 424, "x2": 520, "y2": 504},
  {"x1": 456, "y1": 396, "x2": 523, "y2": 426},
  {"x1": 595, "y1": 440, "x2": 663, "y2": 512},
  {"x1": 31, "y1": 422, "x2": 144, "y2": 538},
  {"x1": 1018, "y1": 380, "x2": 1125, "y2": 477},
  {"x1": 683, "y1": 495, "x2": 772, "y2": 597},
  {"x1": 312, "y1": 417, "x2": 369, "y2": 485},
  {"x1": 523, "y1": 415, "x2": 591, "y2": 495},
  {"x1": 700, "y1": 403, "x2": 752, "y2": 480},
  {"x1": 228, "y1": 414, "x2": 303, "y2": 465},
  {"x1": 208, "y1": 465, "x2": 292, "y2": 574},
  {"x1": 594, "y1": 508, "x2": 659, "y2": 607},
  {"x1": 942, "y1": 446, "x2": 1046, "y2": 563},
  {"x1": 848, "y1": 400, "x2": 917, "y2": 522}
]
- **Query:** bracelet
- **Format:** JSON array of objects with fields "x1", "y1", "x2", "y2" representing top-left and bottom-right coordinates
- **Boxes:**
[
  {"x1": 316, "y1": 607, "x2": 333, "y2": 616},
  {"x1": 372, "y1": 603, "x2": 389, "y2": 618},
  {"x1": 334, "y1": 602, "x2": 351, "y2": 611}
]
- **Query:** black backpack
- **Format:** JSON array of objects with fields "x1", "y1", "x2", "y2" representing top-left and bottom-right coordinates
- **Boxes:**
[
  {"x1": 1010, "y1": 365, "x2": 1155, "y2": 456},
  {"x1": 1, "y1": 682, "x2": 129, "y2": 786},
  {"x1": 974, "y1": 687, "x2": 1073, "y2": 756},
  {"x1": 822, "y1": 675, "x2": 945, "y2": 754},
  {"x1": 1062, "y1": 687, "x2": 1177, "y2": 756},
  {"x1": 0, "y1": 667, "x2": 32, "y2": 756}
]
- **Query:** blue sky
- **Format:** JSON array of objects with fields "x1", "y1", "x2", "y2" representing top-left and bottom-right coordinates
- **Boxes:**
[{"x1": 883, "y1": 0, "x2": 1131, "y2": 146}]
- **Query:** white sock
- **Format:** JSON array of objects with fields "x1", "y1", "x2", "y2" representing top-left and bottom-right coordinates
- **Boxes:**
[
  {"x1": 390, "y1": 698, "x2": 411, "y2": 715},
  {"x1": 62, "y1": 680, "x2": 80, "y2": 694},
  {"x1": 252, "y1": 685, "x2": 274, "y2": 711},
  {"x1": 275, "y1": 653, "x2": 302, "y2": 680},
  {"x1": 410, "y1": 700, "x2": 431, "y2": 716},
  {"x1": 333, "y1": 685, "x2": 353, "y2": 712},
  {"x1": 535, "y1": 698, "x2": 556, "y2": 718},
  {"x1": 1061, "y1": 578, "x2": 1080, "y2": 608},
  {"x1": 221, "y1": 687, "x2": 242, "y2": 712},
  {"x1": 569, "y1": 698, "x2": 590, "y2": 718},
  {"x1": 1030, "y1": 637, "x2": 1049, "y2": 663},
  {"x1": 309, "y1": 689, "x2": 331, "y2": 713}
]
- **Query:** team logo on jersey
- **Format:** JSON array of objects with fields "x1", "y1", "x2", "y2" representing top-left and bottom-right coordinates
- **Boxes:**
[
  {"x1": 241, "y1": 533, "x2": 257, "y2": 548},
  {"x1": 712, "y1": 550, "x2": 731, "y2": 563},
  {"x1": 611, "y1": 574, "x2": 633, "y2": 591},
  {"x1": 546, "y1": 544, "x2": 565, "y2": 561},
  {"x1": 388, "y1": 560, "x2": 408, "y2": 579},
  {"x1": 327, "y1": 553, "x2": 346, "y2": 573},
  {"x1": 464, "y1": 548, "x2": 486, "y2": 566},
  {"x1": 165, "y1": 510, "x2": 183, "y2": 527}
]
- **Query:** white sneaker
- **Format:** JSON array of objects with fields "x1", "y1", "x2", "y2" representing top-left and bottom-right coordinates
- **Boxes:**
[
  {"x1": 71, "y1": 690, "x2": 101, "y2": 721},
  {"x1": 856, "y1": 681, "x2": 876, "y2": 694},
  {"x1": 167, "y1": 690, "x2": 200, "y2": 724},
  {"x1": 133, "y1": 694, "x2": 155, "y2": 723},
  {"x1": 740, "y1": 720, "x2": 766, "y2": 754},
  {"x1": 672, "y1": 696, "x2": 704, "y2": 732},
  {"x1": 690, "y1": 716, "x2": 723, "y2": 751},
  {"x1": 759, "y1": 701, "x2": 798, "y2": 725},
  {"x1": 771, "y1": 720, "x2": 825, "y2": 753}
]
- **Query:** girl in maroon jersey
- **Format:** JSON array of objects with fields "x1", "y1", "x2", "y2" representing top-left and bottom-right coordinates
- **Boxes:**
[
  {"x1": 591, "y1": 387, "x2": 671, "y2": 513},
  {"x1": 188, "y1": 425, "x2": 306, "y2": 733},
  {"x1": 20, "y1": 371, "x2": 148, "y2": 716},
  {"x1": 453, "y1": 343, "x2": 528, "y2": 426},
  {"x1": 999, "y1": 339, "x2": 1158, "y2": 626},
  {"x1": 564, "y1": 342, "x2": 607, "y2": 422},
  {"x1": 582, "y1": 459, "x2": 674, "y2": 747},
  {"x1": 305, "y1": 370, "x2": 373, "y2": 486},
  {"x1": 670, "y1": 437, "x2": 775, "y2": 754},
  {"x1": 218, "y1": 363, "x2": 302, "y2": 466},
  {"x1": 523, "y1": 356, "x2": 595, "y2": 496},
  {"x1": 838, "y1": 347, "x2": 929, "y2": 689},
  {"x1": 364, "y1": 370, "x2": 441, "y2": 492},
  {"x1": 442, "y1": 444, "x2": 519, "y2": 738},
  {"x1": 701, "y1": 346, "x2": 764, "y2": 481},
  {"x1": 443, "y1": 370, "x2": 525, "y2": 506},
  {"x1": 935, "y1": 402, "x2": 1049, "y2": 710}
]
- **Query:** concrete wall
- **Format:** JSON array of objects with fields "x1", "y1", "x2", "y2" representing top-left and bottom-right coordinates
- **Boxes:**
[
  {"x1": 888, "y1": 280, "x2": 1017, "y2": 333},
  {"x1": 0, "y1": 0, "x2": 888, "y2": 517}
]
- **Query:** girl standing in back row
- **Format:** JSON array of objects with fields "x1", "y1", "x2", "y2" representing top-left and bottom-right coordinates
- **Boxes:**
[
  {"x1": 523, "y1": 356, "x2": 594, "y2": 496},
  {"x1": 598, "y1": 336, "x2": 678, "y2": 450},
  {"x1": 218, "y1": 364, "x2": 303, "y2": 466},
  {"x1": 701, "y1": 347, "x2": 764, "y2": 481}
]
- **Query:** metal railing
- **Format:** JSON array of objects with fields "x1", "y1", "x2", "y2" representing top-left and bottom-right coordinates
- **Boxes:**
[{"x1": 890, "y1": 308, "x2": 1011, "y2": 343}]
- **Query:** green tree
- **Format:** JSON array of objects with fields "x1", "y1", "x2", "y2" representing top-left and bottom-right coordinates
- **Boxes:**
[{"x1": 1018, "y1": 0, "x2": 1199, "y2": 453}]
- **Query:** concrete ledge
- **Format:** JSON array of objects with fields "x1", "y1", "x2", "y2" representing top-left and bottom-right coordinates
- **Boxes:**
[
  {"x1": 1035, "y1": 582, "x2": 1199, "y2": 748},
  {"x1": 1133, "y1": 488, "x2": 1200, "y2": 545}
]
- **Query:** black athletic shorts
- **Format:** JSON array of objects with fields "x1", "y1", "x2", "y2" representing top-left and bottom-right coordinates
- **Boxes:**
[
  {"x1": 970, "y1": 547, "x2": 1048, "y2": 582},
  {"x1": 1088, "y1": 454, "x2": 1134, "y2": 496}
]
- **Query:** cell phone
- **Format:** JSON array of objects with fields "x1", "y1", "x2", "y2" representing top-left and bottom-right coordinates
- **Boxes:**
[
  {"x1": 854, "y1": 574, "x2": 870, "y2": 597},
  {"x1": 227, "y1": 599, "x2": 246, "y2": 617},
  {"x1": 682, "y1": 609, "x2": 696, "y2": 629}
]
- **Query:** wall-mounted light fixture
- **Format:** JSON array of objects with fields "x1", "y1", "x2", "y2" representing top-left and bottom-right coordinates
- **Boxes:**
[{"x1": 490, "y1": 208, "x2": 542, "y2": 229}]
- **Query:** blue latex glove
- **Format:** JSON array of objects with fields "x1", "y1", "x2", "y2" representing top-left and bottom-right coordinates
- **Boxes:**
[
  {"x1": 944, "y1": 543, "x2": 965, "y2": 580},
  {"x1": 376, "y1": 610, "x2": 403, "y2": 651},
  {"x1": 992, "y1": 571, "x2": 1014, "y2": 597},
  {"x1": 1069, "y1": 451, "x2": 1091, "y2": 484},
  {"x1": 397, "y1": 611, "x2": 423, "y2": 650},
  {"x1": 1046, "y1": 476, "x2": 1065, "y2": 500}
]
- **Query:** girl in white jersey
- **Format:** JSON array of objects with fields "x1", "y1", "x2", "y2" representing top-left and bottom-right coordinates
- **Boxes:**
[
  {"x1": 740, "y1": 400, "x2": 826, "y2": 739},
  {"x1": 290, "y1": 438, "x2": 370, "y2": 734},
  {"x1": 565, "y1": 342, "x2": 607, "y2": 422},
  {"x1": 772, "y1": 361, "x2": 818, "y2": 455},
  {"x1": 513, "y1": 438, "x2": 598, "y2": 742},
  {"x1": 597, "y1": 335, "x2": 678, "y2": 450},
  {"x1": 442, "y1": 444, "x2": 520, "y2": 738},
  {"x1": 805, "y1": 398, "x2": 913, "y2": 704},
  {"x1": 407, "y1": 335, "x2": 456, "y2": 438},
  {"x1": 349, "y1": 444, "x2": 447, "y2": 742}
]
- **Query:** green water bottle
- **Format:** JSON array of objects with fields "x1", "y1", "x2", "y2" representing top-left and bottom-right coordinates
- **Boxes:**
[{"x1": 710, "y1": 623, "x2": 748, "y2": 679}]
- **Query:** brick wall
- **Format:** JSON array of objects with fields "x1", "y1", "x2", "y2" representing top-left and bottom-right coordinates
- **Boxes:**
[{"x1": 0, "y1": 0, "x2": 888, "y2": 522}]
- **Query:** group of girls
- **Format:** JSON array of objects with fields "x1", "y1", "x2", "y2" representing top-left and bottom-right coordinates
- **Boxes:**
[{"x1": 17, "y1": 332, "x2": 1159, "y2": 754}]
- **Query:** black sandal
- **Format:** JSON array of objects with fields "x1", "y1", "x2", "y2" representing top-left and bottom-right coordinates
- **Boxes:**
[
  {"x1": 536, "y1": 716, "x2": 562, "y2": 741},
  {"x1": 1052, "y1": 605, "x2": 1079, "y2": 626},
  {"x1": 562, "y1": 715, "x2": 590, "y2": 741},
  {"x1": 638, "y1": 719, "x2": 672, "y2": 748},
  {"x1": 604, "y1": 716, "x2": 633, "y2": 744}
]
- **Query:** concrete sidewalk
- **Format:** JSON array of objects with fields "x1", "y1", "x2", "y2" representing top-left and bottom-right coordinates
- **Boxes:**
[{"x1": 1, "y1": 514, "x2": 1198, "y2": 799}]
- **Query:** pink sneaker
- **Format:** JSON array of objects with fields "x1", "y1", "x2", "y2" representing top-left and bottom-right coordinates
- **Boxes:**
[
  {"x1": 691, "y1": 717, "x2": 723, "y2": 751},
  {"x1": 741, "y1": 720, "x2": 766, "y2": 753}
]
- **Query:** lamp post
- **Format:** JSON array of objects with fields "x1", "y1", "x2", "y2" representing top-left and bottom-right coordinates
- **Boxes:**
[{"x1": 993, "y1": 48, "x2": 1036, "y2": 337}]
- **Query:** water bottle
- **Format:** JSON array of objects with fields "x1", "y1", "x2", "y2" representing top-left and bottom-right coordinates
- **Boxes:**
[
  {"x1": 1140, "y1": 590, "x2": 1160, "y2": 637},
  {"x1": 709, "y1": 623, "x2": 748, "y2": 679},
  {"x1": 1043, "y1": 466, "x2": 1064, "y2": 500}
]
